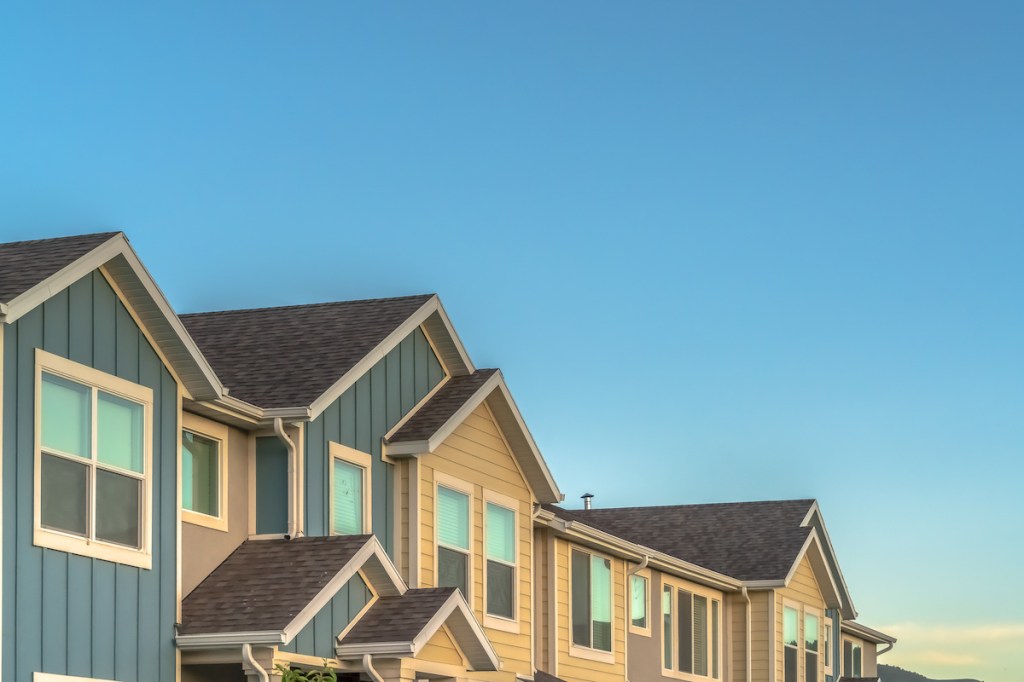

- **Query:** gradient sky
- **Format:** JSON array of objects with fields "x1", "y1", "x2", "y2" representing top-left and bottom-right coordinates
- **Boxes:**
[{"x1": 2, "y1": 3, "x2": 1022, "y2": 680}]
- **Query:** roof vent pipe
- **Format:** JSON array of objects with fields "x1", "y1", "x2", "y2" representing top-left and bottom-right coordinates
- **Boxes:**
[{"x1": 581, "y1": 493, "x2": 594, "y2": 510}]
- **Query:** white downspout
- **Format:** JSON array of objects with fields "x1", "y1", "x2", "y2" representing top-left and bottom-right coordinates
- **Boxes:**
[
  {"x1": 242, "y1": 643, "x2": 270, "y2": 682},
  {"x1": 741, "y1": 587, "x2": 752, "y2": 682},
  {"x1": 273, "y1": 417, "x2": 298, "y2": 538},
  {"x1": 627, "y1": 554, "x2": 649, "y2": 577},
  {"x1": 363, "y1": 653, "x2": 385, "y2": 682},
  {"x1": 878, "y1": 641, "x2": 895, "y2": 656}
]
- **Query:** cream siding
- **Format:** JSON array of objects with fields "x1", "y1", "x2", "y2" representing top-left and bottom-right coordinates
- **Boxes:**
[
  {"x1": 728, "y1": 593, "x2": 748, "y2": 682},
  {"x1": 750, "y1": 590, "x2": 772, "y2": 682},
  {"x1": 775, "y1": 555, "x2": 826, "y2": 682}
]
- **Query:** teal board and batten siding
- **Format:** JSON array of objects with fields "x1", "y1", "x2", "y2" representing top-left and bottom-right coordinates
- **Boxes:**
[
  {"x1": 279, "y1": 574, "x2": 372, "y2": 659},
  {"x1": 255, "y1": 437, "x2": 289, "y2": 535},
  {"x1": 1, "y1": 271, "x2": 178, "y2": 682},
  {"x1": 304, "y1": 328, "x2": 444, "y2": 548}
]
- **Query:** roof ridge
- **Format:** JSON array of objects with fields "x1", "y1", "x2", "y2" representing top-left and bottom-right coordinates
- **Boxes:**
[
  {"x1": 0, "y1": 230, "x2": 121, "y2": 249},
  {"x1": 556, "y1": 498, "x2": 816, "y2": 514},
  {"x1": 179, "y1": 293, "x2": 436, "y2": 318}
]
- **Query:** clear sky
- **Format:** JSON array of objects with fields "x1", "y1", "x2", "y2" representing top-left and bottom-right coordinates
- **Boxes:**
[{"x1": 3, "y1": 3, "x2": 1022, "y2": 680}]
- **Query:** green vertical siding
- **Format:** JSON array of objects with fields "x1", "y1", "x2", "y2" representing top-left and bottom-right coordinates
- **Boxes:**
[
  {"x1": 255, "y1": 436, "x2": 289, "y2": 535},
  {"x1": 278, "y1": 574, "x2": 372, "y2": 659},
  {"x1": 304, "y1": 328, "x2": 443, "y2": 550},
  {"x1": 2, "y1": 271, "x2": 178, "y2": 682}
]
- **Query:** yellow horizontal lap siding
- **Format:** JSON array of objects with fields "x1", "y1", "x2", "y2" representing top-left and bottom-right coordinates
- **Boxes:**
[
  {"x1": 418, "y1": 626, "x2": 465, "y2": 667},
  {"x1": 418, "y1": 403, "x2": 535, "y2": 677},
  {"x1": 749, "y1": 591, "x2": 771, "y2": 682},
  {"x1": 776, "y1": 555, "x2": 826, "y2": 682},
  {"x1": 729, "y1": 595, "x2": 748, "y2": 682}
]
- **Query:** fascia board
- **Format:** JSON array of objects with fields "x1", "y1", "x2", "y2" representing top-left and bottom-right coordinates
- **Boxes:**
[
  {"x1": 802, "y1": 502, "x2": 858, "y2": 619},
  {"x1": 176, "y1": 631, "x2": 285, "y2": 649},
  {"x1": 335, "y1": 642, "x2": 416, "y2": 658}
]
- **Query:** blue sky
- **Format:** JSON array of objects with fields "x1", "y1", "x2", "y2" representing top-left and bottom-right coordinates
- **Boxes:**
[{"x1": 3, "y1": 3, "x2": 1022, "y2": 679}]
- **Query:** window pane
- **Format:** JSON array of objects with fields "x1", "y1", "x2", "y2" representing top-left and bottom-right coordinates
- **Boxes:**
[
  {"x1": 41, "y1": 453, "x2": 88, "y2": 536},
  {"x1": 95, "y1": 469, "x2": 141, "y2": 548},
  {"x1": 591, "y1": 556, "x2": 612, "y2": 651},
  {"x1": 678, "y1": 590, "x2": 693, "y2": 673},
  {"x1": 571, "y1": 550, "x2": 591, "y2": 648},
  {"x1": 712, "y1": 600, "x2": 720, "y2": 679},
  {"x1": 487, "y1": 560, "x2": 515, "y2": 619},
  {"x1": 805, "y1": 613, "x2": 819, "y2": 652},
  {"x1": 783, "y1": 606, "x2": 799, "y2": 647},
  {"x1": 97, "y1": 392, "x2": 143, "y2": 473},
  {"x1": 182, "y1": 431, "x2": 219, "y2": 516},
  {"x1": 663, "y1": 586, "x2": 673, "y2": 669},
  {"x1": 631, "y1": 575, "x2": 647, "y2": 628},
  {"x1": 693, "y1": 594, "x2": 708, "y2": 676},
  {"x1": 784, "y1": 645, "x2": 798, "y2": 682},
  {"x1": 437, "y1": 486, "x2": 469, "y2": 550},
  {"x1": 438, "y1": 545, "x2": 468, "y2": 598},
  {"x1": 806, "y1": 652, "x2": 818, "y2": 682},
  {"x1": 486, "y1": 503, "x2": 516, "y2": 563},
  {"x1": 853, "y1": 646, "x2": 862, "y2": 677},
  {"x1": 333, "y1": 460, "x2": 364, "y2": 535},
  {"x1": 41, "y1": 374, "x2": 91, "y2": 458},
  {"x1": 843, "y1": 640, "x2": 853, "y2": 676},
  {"x1": 824, "y1": 623, "x2": 831, "y2": 667}
]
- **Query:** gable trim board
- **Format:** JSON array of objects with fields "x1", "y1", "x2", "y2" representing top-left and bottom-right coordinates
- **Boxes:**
[
  {"x1": 385, "y1": 370, "x2": 563, "y2": 504},
  {"x1": 0, "y1": 233, "x2": 223, "y2": 402},
  {"x1": 802, "y1": 502, "x2": 858, "y2": 619}
]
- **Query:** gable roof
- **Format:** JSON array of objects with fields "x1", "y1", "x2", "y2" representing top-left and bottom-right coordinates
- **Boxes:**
[
  {"x1": 385, "y1": 369, "x2": 563, "y2": 504},
  {"x1": 336, "y1": 587, "x2": 499, "y2": 671},
  {"x1": 0, "y1": 232, "x2": 223, "y2": 400},
  {"x1": 178, "y1": 535, "x2": 404, "y2": 645},
  {"x1": 547, "y1": 499, "x2": 815, "y2": 582}
]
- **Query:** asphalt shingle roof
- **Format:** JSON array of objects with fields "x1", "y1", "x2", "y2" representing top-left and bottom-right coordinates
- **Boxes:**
[
  {"x1": 0, "y1": 232, "x2": 119, "y2": 304},
  {"x1": 339, "y1": 587, "x2": 456, "y2": 645},
  {"x1": 546, "y1": 499, "x2": 815, "y2": 582},
  {"x1": 534, "y1": 672, "x2": 568, "y2": 682},
  {"x1": 180, "y1": 535, "x2": 371, "y2": 634},
  {"x1": 387, "y1": 369, "x2": 498, "y2": 443},
  {"x1": 180, "y1": 294, "x2": 434, "y2": 408}
]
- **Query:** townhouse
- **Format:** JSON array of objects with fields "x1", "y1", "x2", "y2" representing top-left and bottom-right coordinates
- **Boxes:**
[{"x1": 0, "y1": 231, "x2": 895, "y2": 682}]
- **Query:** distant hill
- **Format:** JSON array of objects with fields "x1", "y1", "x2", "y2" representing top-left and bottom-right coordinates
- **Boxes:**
[{"x1": 878, "y1": 663, "x2": 983, "y2": 682}]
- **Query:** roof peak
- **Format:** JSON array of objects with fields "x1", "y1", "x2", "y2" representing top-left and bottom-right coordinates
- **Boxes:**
[
  {"x1": 556, "y1": 498, "x2": 815, "y2": 514},
  {"x1": 180, "y1": 292, "x2": 436, "y2": 318},
  {"x1": 0, "y1": 230, "x2": 122, "y2": 249}
]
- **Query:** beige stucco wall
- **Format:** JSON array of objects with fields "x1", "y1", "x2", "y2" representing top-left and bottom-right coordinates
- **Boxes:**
[{"x1": 181, "y1": 411, "x2": 251, "y2": 596}]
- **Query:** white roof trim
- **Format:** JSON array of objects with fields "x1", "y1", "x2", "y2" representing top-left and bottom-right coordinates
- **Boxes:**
[
  {"x1": 801, "y1": 501, "x2": 858, "y2": 619},
  {"x1": 2, "y1": 233, "x2": 224, "y2": 401},
  {"x1": 785, "y1": 530, "x2": 843, "y2": 611},
  {"x1": 307, "y1": 296, "x2": 475, "y2": 421},
  {"x1": 281, "y1": 536, "x2": 407, "y2": 645},
  {"x1": 176, "y1": 631, "x2": 285, "y2": 649},
  {"x1": 841, "y1": 620, "x2": 897, "y2": 644},
  {"x1": 384, "y1": 371, "x2": 563, "y2": 504}
]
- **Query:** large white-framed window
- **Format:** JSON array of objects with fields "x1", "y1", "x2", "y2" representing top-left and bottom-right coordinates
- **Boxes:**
[
  {"x1": 181, "y1": 412, "x2": 229, "y2": 532},
  {"x1": 784, "y1": 605, "x2": 800, "y2": 682},
  {"x1": 784, "y1": 600, "x2": 822, "y2": 682},
  {"x1": 569, "y1": 546, "x2": 614, "y2": 662},
  {"x1": 34, "y1": 350, "x2": 153, "y2": 570},
  {"x1": 629, "y1": 570, "x2": 651, "y2": 636},
  {"x1": 661, "y1": 578, "x2": 723, "y2": 681},
  {"x1": 435, "y1": 472, "x2": 473, "y2": 601},
  {"x1": 483, "y1": 489, "x2": 519, "y2": 632},
  {"x1": 805, "y1": 609, "x2": 821, "y2": 682},
  {"x1": 330, "y1": 442, "x2": 372, "y2": 535}
]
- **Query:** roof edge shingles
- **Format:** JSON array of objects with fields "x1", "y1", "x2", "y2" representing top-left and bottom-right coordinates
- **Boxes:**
[
  {"x1": 338, "y1": 587, "x2": 457, "y2": 645},
  {"x1": 387, "y1": 368, "x2": 499, "y2": 444},
  {"x1": 0, "y1": 231, "x2": 121, "y2": 304}
]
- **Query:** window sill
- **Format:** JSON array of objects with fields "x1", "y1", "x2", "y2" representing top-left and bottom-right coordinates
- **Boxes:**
[
  {"x1": 569, "y1": 644, "x2": 615, "y2": 664},
  {"x1": 183, "y1": 508, "x2": 229, "y2": 532},
  {"x1": 629, "y1": 623, "x2": 652, "y2": 637},
  {"x1": 34, "y1": 526, "x2": 151, "y2": 570},
  {"x1": 484, "y1": 613, "x2": 521, "y2": 634},
  {"x1": 660, "y1": 668, "x2": 720, "y2": 682}
]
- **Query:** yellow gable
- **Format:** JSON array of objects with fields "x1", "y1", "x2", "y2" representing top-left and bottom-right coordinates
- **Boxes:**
[{"x1": 417, "y1": 625, "x2": 466, "y2": 668}]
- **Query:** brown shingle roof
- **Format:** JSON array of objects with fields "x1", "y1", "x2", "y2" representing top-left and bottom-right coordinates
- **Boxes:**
[
  {"x1": 180, "y1": 535, "x2": 372, "y2": 634},
  {"x1": 0, "y1": 232, "x2": 119, "y2": 304},
  {"x1": 180, "y1": 294, "x2": 434, "y2": 408},
  {"x1": 534, "y1": 672, "x2": 568, "y2": 682},
  {"x1": 339, "y1": 587, "x2": 456, "y2": 644},
  {"x1": 387, "y1": 369, "x2": 498, "y2": 443},
  {"x1": 546, "y1": 499, "x2": 815, "y2": 582}
]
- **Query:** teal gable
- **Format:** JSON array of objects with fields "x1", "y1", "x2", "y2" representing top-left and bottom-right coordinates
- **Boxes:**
[
  {"x1": 278, "y1": 574, "x2": 372, "y2": 659},
  {"x1": 303, "y1": 327, "x2": 444, "y2": 549},
  {"x1": 2, "y1": 271, "x2": 179, "y2": 682}
]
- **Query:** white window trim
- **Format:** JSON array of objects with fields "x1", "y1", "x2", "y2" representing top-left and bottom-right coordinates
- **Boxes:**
[
  {"x1": 660, "y1": 576, "x2": 725, "y2": 682},
  {"x1": 434, "y1": 471, "x2": 474, "y2": 604},
  {"x1": 843, "y1": 637, "x2": 863, "y2": 678},
  {"x1": 568, "y1": 545, "x2": 616, "y2": 664},
  {"x1": 482, "y1": 488, "x2": 520, "y2": 634},
  {"x1": 33, "y1": 349, "x2": 154, "y2": 570},
  {"x1": 823, "y1": 620, "x2": 833, "y2": 676},
  {"x1": 329, "y1": 442, "x2": 373, "y2": 535},
  {"x1": 803, "y1": 604, "x2": 823, "y2": 682},
  {"x1": 781, "y1": 599, "x2": 824, "y2": 682},
  {"x1": 628, "y1": 569, "x2": 652, "y2": 637},
  {"x1": 181, "y1": 412, "x2": 229, "y2": 532}
]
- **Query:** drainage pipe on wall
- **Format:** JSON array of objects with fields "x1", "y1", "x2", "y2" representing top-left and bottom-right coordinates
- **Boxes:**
[
  {"x1": 363, "y1": 654, "x2": 385, "y2": 682},
  {"x1": 741, "y1": 586, "x2": 752, "y2": 682},
  {"x1": 273, "y1": 417, "x2": 298, "y2": 538},
  {"x1": 242, "y1": 643, "x2": 270, "y2": 682}
]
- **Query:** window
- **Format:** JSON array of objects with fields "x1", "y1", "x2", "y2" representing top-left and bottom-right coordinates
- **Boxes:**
[
  {"x1": 842, "y1": 640, "x2": 863, "y2": 677},
  {"x1": 805, "y1": 612, "x2": 819, "y2": 682},
  {"x1": 485, "y1": 500, "x2": 516, "y2": 620},
  {"x1": 437, "y1": 483, "x2": 471, "y2": 599},
  {"x1": 853, "y1": 643, "x2": 862, "y2": 677},
  {"x1": 571, "y1": 548, "x2": 612, "y2": 654},
  {"x1": 330, "y1": 443, "x2": 372, "y2": 535},
  {"x1": 35, "y1": 350, "x2": 153, "y2": 569},
  {"x1": 824, "y1": 622, "x2": 832, "y2": 673},
  {"x1": 661, "y1": 581, "x2": 722, "y2": 680},
  {"x1": 181, "y1": 413, "x2": 229, "y2": 531},
  {"x1": 630, "y1": 574, "x2": 649, "y2": 631},
  {"x1": 784, "y1": 606, "x2": 799, "y2": 682}
]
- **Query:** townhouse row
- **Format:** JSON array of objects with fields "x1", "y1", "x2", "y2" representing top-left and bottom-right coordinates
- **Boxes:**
[{"x1": 0, "y1": 232, "x2": 895, "y2": 682}]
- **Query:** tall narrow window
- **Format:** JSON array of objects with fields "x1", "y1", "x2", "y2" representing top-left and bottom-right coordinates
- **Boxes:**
[
  {"x1": 330, "y1": 443, "x2": 372, "y2": 536},
  {"x1": 35, "y1": 351, "x2": 153, "y2": 569},
  {"x1": 805, "y1": 613, "x2": 819, "y2": 682},
  {"x1": 570, "y1": 549, "x2": 612, "y2": 652},
  {"x1": 843, "y1": 640, "x2": 853, "y2": 677},
  {"x1": 182, "y1": 431, "x2": 220, "y2": 517},
  {"x1": 437, "y1": 485, "x2": 470, "y2": 598},
  {"x1": 678, "y1": 590, "x2": 693, "y2": 673},
  {"x1": 784, "y1": 606, "x2": 799, "y2": 682},
  {"x1": 485, "y1": 502, "x2": 516, "y2": 619},
  {"x1": 712, "y1": 599, "x2": 720, "y2": 679},
  {"x1": 852, "y1": 644, "x2": 862, "y2": 677},
  {"x1": 693, "y1": 594, "x2": 709, "y2": 676},
  {"x1": 662, "y1": 583, "x2": 721, "y2": 679},
  {"x1": 824, "y1": 622, "x2": 832, "y2": 670},
  {"x1": 630, "y1": 575, "x2": 648, "y2": 629},
  {"x1": 663, "y1": 586, "x2": 673, "y2": 669}
]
